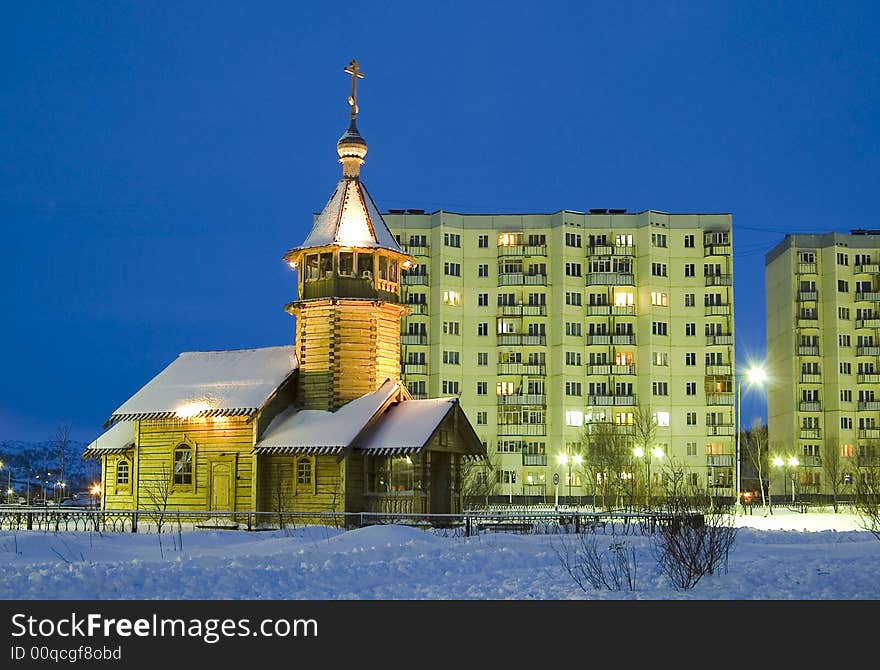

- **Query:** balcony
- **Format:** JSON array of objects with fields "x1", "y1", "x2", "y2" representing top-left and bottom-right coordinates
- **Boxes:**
[
  {"x1": 797, "y1": 317, "x2": 819, "y2": 328},
  {"x1": 401, "y1": 334, "x2": 428, "y2": 345},
  {"x1": 409, "y1": 393, "x2": 427, "y2": 400},
  {"x1": 612, "y1": 305, "x2": 636, "y2": 316},
  {"x1": 801, "y1": 373, "x2": 822, "y2": 384},
  {"x1": 497, "y1": 394, "x2": 546, "y2": 406},
  {"x1": 612, "y1": 334, "x2": 636, "y2": 345},
  {"x1": 612, "y1": 365, "x2": 635, "y2": 375},
  {"x1": 855, "y1": 291, "x2": 880, "y2": 302},
  {"x1": 856, "y1": 346, "x2": 880, "y2": 356},
  {"x1": 705, "y1": 304, "x2": 732, "y2": 317},
  {"x1": 403, "y1": 363, "x2": 428, "y2": 375},
  {"x1": 585, "y1": 272, "x2": 634, "y2": 286},
  {"x1": 704, "y1": 243, "x2": 731, "y2": 257},
  {"x1": 858, "y1": 373, "x2": 880, "y2": 384},
  {"x1": 585, "y1": 334, "x2": 611, "y2": 345},
  {"x1": 859, "y1": 428, "x2": 880, "y2": 439},
  {"x1": 407, "y1": 303, "x2": 428, "y2": 315},
  {"x1": 800, "y1": 429, "x2": 821, "y2": 439},
  {"x1": 801, "y1": 455, "x2": 822, "y2": 467},
  {"x1": 799, "y1": 401, "x2": 822, "y2": 412},
  {"x1": 855, "y1": 263, "x2": 880, "y2": 274},
  {"x1": 522, "y1": 454, "x2": 548, "y2": 466},
  {"x1": 797, "y1": 291, "x2": 818, "y2": 302},
  {"x1": 497, "y1": 244, "x2": 548, "y2": 257},
  {"x1": 856, "y1": 318, "x2": 880, "y2": 328},
  {"x1": 522, "y1": 484, "x2": 547, "y2": 496},
  {"x1": 707, "y1": 393, "x2": 735, "y2": 406},
  {"x1": 498, "y1": 273, "x2": 548, "y2": 286},
  {"x1": 402, "y1": 243, "x2": 430, "y2": 256},
  {"x1": 586, "y1": 305, "x2": 610, "y2": 316},
  {"x1": 587, "y1": 395, "x2": 636, "y2": 406},
  {"x1": 403, "y1": 274, "x2": 429, "y2": 286},
  {"x1": 798, "y1": 346, "x2": 820, "y2": 356},
  {"x1": 705, "y1": 274, "x2": 732, "y2": 287},
  {"x1": 707, "y1": 455, "x2": 733, "y2": 467},
  {"x1": 497, "y1": 363, "x2": 546, "y2": 376},
  {"x1": 707, "y1": 334, "x2": 733, "y2": 346},
  {"x1": 858, "y1": 401, "x2": 880, "y2": 411},
  {"x1": 499, "y1": 304, "x2": 547, "y2": 317},
  {"x1": 587, "y1": 364, "x2": 610, "y2": 375},
  {"x1": 588, "y1": 244, "x2": 635, "y2": 257},
  {"x1": 707, "y1": 425, "x2": 735, "y2": 437},
  {"x1": 797, "y1": 262, "x2": 818, "y2": 274},
  {"x1": 706, "y1": 365, "x2": 732, "y2": 376},
  {"x1": 498, "y1": 424, "x2": 547, "y2": 436}
]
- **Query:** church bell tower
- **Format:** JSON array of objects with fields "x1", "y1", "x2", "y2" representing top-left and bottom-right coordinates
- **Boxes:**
[{"x1": 283, "y1": 60, "x2": 414, "y2": 410}]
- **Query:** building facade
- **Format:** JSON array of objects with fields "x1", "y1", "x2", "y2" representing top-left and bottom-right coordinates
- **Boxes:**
[
  {"x1": 386, "y1": 209, "x2": 736, "y2": 501},
  {"x1": 766, "y1": 230, "x2": 880, "y2": 497}
]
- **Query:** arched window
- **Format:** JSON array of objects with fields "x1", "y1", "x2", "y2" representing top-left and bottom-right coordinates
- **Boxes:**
[
  {"x1": 173, "y1": 444, "x2": 193, "y2": 485},
  {"x1": 116, "y1": 459, "x2": 130, "y2": 486}
]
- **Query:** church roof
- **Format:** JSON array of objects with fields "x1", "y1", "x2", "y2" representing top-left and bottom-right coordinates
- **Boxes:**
[
  {"x1": 106, "y1": 345, "x2": 298, "y2": 425},
  {"x1": 254, "y1": 380, "x2": 406, "y2": 454},
  {"x1": 355, "y1": 397, "x2": 459, "y2": 455},
  {"x1": 83, "y1": 420, "x2": 135, "y2": 459},
  {"x1": 293, "y1": 178, "x2": 402, "y2": 253}
]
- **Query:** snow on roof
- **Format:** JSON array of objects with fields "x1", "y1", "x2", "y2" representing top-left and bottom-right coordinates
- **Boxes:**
[
  {"x1": 356, "y1": 398, "x2": 456, "y2": 455},
  {"x1": 83, "y1": 420, "x2": 135, "y2": 458},
  {"x1": 254, "y1": 380, "x2": 404, "y2": 453},
  {"x1": 296, "y1": 178, "x2": 402, "y2": 252},
  {"x1": 108, "y1": 346, "x2": 298, "y2": 424}
]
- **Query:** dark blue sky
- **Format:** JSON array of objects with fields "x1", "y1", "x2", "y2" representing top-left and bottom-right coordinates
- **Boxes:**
[{"x1": 2, "y1": 2, "x2": 878, "y2": 441}]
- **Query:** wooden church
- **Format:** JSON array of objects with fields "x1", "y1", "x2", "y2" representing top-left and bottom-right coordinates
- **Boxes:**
[{"x1": 84, "y1": 61, "x2": 485, "y2": 517}]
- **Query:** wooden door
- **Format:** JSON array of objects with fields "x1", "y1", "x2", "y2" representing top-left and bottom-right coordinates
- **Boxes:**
[
  {"x1": 209, "y1": 461, "x2": 233, "y2": 511},
  {"x1": 429, "y1": 452, "x2": 451, "y2": 513}
]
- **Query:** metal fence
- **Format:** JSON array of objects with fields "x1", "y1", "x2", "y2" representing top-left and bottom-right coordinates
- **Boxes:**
[{"x1": 0, "y1": 506, "x2": 705, "y2": 538}]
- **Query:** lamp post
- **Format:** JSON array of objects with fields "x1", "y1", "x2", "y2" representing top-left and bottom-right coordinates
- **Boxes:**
[
  {"x1": 556, "y1": 453, "x2": 583, "y2": 505},
  {"x1": 90, "y1": 483, "x2": 101, "y2": 510},
  {"x1": 634, "y1": 445, "x2": 665, "y2": 509},
  {"x1": 772, "y1": 455, "x2": 800, "y2": 503},
  {"x1": 736, "y1": 366, "x2": 768, "y2": 513}
]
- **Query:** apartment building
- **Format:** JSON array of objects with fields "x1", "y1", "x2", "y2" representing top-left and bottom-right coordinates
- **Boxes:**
[
  {"x1": 386, "y1": 209, "x2": 735, "y2": 501},
  {"x1": 766, "y1": 230, "x2": 880, "y2": 497}
]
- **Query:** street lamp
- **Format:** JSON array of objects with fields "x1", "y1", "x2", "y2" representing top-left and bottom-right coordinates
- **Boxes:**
[
  {"x1": 90, "y1": 483, "x2": 101, "y2": 509},
  {"x1": 736, "y1": 365, "x2": 768, "y2": 513},
  {"x1": 634, "y1": 445, "x2": 665, "y2": 509},
  {"x1": 556, "y1": 453, "x2": 583, "y2": 505},
  {"x1": 772, "y1": 455, "x2": 800, "y2": 503}
]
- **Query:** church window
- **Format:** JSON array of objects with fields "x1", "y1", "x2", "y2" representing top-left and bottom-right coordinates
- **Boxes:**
[
  {"x1": 357, "y1": 253, "x2": 373, "y2": 279},
  {"x1": 319, "y1": 253, "x2": 333, "y2": 278},
  {"x1": 338, "y1": 252, "x2": 354, "y2": 277},
  {"x1": 173, "y1": 444, "x2": 193, "y2": 486},
  {"x1": 116, "y1": 459, "x2": 130, "y2": 486},
  {"x1": 297, "y1": 458, "x2": 312, "y2": 486}
]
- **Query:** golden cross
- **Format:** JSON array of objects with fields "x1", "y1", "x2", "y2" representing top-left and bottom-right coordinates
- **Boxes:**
[{"x1": 344, "y1": 59, "x2": 365, "y2": 119}]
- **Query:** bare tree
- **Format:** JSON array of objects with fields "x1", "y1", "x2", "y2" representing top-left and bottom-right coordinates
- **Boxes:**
[
  {"x1": 743, "y1": 421, "x2": 770, "y2": 510},
  {"x1": 460, "y1": 456, "x2": 497, "y2": 510},
  {"x1": 582, "y1": 421, "x2": 634, "y2": 511},
  {"x1": 632, "y1": 405, "x2": 658, "y2": 456},
  {"x1": 822, "y1": 437, "x2": 843, "y2": 513},
  {"x1": 143, "y1": 464, "x2": 172, "y2": 558},
  {"x1": 853, "y1": 443, "x2": 880, "y2": 540}
]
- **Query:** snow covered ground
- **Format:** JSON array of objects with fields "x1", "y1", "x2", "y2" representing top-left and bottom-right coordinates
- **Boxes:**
[{"x1": 0, "y1": 510, "x2": 877, "y2": 600}]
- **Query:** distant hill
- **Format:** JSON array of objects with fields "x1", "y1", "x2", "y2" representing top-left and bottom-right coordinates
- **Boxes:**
[{"x1": 0, "y1": 440, "x2": 100, "y2": 499}]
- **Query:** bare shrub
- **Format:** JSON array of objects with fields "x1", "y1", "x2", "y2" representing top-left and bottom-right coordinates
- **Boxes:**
[
  {"x1": 652, "y1": 505, "x2": 737, "y2": 591},
  {"x1": 553, "y1": 533, "x2": 638, "y2": 592}
]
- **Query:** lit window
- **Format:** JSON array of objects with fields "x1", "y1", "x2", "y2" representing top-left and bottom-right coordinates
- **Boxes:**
[
  {"x1": 442, "y1": 290, "x2": 460, "y2": 306},
  {"x1": 566, "y1": 411, "x2": 584, "y2": 427},
  {"x1": 654, "y1": 412, "x2": 670, "y2": 427},
  {"x1": 496, "y1": 381, "x2": 515, "y2": 396},
  {"x1": 614, "y1": 291, "x2": 634, "y2": 306}
]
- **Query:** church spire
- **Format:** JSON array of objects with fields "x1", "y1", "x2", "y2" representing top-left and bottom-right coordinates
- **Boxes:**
[{"x1": 337, "y1": 59, "x2": 368, "y2": 179}]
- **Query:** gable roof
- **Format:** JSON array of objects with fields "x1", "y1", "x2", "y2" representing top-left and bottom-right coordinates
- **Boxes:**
[
  {"x1": 293, "y1": 178, "x2": 402, "y2": 252},
  {"x1": 254, "y1": 379, "x2": 405, "y2": 454},
  {"x1": 106, "y1": 345, "x2": 298, "y2": 425},
  {"x1": 355, "y1": 397, "x2": 457, "y2": 455},
  {"x1": 83, "y1": 420, "x2": 135, "y2": 459}
]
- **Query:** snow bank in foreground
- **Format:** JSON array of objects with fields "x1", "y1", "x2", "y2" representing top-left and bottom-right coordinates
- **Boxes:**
[{"x1": 0, "y1": 512, "x2": 877, "y2": 600}]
